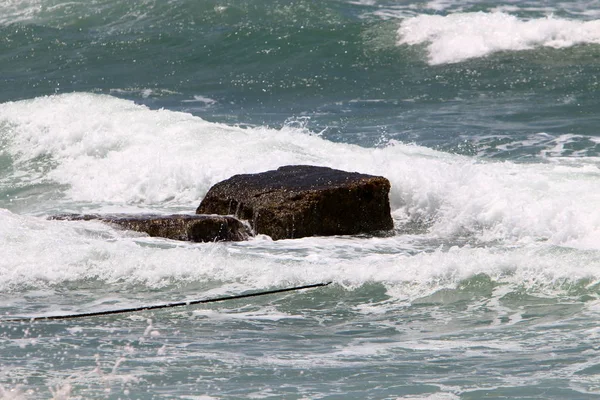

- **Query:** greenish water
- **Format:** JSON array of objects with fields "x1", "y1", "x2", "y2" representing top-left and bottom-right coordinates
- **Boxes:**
[{"x1": 2, "y1": 0, "x2": 600, "y2": 398}]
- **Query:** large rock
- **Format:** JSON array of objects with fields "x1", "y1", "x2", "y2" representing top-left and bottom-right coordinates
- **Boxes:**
[
  {"x1": 196, "y1": 165, "x2": 393, "y2": 240},
  {"x1": 49, "y1": 214, "x2": 252, "y2": 242}
]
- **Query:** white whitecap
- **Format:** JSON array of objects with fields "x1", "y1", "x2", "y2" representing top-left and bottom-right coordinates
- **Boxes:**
[
  {"x1": 181, "y1": 95, "x2": 217, "y2": 105},
  {"x1": 2, "y1": 93, "x2": 600, "y2": 254},
  {"x1": 398, "y1": 12, "x2": 600, "y2": 64}
]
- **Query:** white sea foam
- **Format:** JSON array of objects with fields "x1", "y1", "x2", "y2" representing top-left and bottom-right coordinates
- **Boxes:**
[
  {"x1": 1, "y1": 205, "x2": 600, "y2": 300},
  {"x1": 2, "y1": 93, "x2": 600, "y2": 250},
  {"x1": 370, "y1": 0, "x2": 600, "y2": 18},
  {"x1": 109, "y1": 88, "x2": 181, "y2": 99},
  {"x1": 0, "y1": 0, "x2": 42, "y2": 25},
  {"x1": 398, "y1": 12, "x2": 600, "y2": 64},
  {"x1": 0, "y1": 0, "x2": 98, "y2": 27},
  {"x1": 474, "y1": 132, "x2": 600, "y2": 159},
  {"x1": 400, "y1": 394, "x2": 460, "y2": 400},
  {"x1": 181, "y1": 95, "x2": 217, "y2": 105},
  {"x1": 2, "y1": 93, "x2": 600, "y2": 295}
]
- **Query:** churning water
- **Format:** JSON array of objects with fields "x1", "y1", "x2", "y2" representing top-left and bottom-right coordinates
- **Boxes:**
[{"x1": 2, "y1": 0, "x2": 600, "y2": 398}]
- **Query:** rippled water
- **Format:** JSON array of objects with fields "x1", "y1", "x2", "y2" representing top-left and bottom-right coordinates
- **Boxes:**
[{"x1": 2, "y1": 0, "x2": 600, "y2": 398}]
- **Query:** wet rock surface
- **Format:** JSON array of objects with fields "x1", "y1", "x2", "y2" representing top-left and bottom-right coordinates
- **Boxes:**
[
  {"x1": 50, "y1": 214, "x2": 252, "y2": 242},
  {"x1": 196, "y1": 165, "x2": 393, "y2": 240}
]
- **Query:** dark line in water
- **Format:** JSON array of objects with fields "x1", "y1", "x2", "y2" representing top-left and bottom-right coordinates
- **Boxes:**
[{"x1": 1, "y1": 282, "x2": 332, "y2": 322}]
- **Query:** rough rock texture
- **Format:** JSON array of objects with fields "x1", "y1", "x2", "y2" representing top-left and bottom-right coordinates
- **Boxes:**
[
  {"x1": 196, "y1": 165, "x2": 393, "y2": 240},
  {"x1": 50, "y1": 214, "x2": 252, "y2": 242}
]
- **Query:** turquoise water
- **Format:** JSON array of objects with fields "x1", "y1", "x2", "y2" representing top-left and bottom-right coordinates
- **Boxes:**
[{"x1": 2, "y1": 1, "x2": 600, "y2": 398}]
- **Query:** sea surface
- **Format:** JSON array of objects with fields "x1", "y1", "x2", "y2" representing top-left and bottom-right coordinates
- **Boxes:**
[{"x1": 2, "y1": 0, "x2": 600, "y2": 398}]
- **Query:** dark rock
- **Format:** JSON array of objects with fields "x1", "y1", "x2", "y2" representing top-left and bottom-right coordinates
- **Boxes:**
[
  {"x1": 49, "y1": 214, "x2": 252, "y2": 242},
  {"x1": 196, "y1": 165, "x2": 393, "y2": 240}
]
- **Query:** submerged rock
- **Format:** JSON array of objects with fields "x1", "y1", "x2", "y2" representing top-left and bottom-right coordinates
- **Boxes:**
[
  {"x1": 50, "y1": 214, "x2": 252, "y2": 242},
  {"x1": 196, "y1": 165, "x2": 393, "y2": 240}
]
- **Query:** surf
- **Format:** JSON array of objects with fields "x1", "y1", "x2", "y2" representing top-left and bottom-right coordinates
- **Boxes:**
[{"x1": 398, "y1": 12, "x2": 600, "y2": 64}]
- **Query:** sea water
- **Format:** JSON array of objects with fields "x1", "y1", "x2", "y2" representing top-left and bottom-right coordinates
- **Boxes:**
[{"x1": 2, "y1": 0, "x2": 600, "y2": 398}]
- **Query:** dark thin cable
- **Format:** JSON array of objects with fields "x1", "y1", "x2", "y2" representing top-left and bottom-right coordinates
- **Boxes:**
[{"x1": 1, "y1": 281, "x2": 332, "y2": 322}]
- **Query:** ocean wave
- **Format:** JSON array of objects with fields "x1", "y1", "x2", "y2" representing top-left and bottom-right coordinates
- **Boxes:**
[
  {"x1": 0, "y1": 0, "x2": 162, "y2": 29},
  {"x1": 1, "y1": 207, "x2": 600, "y2": 300},
  {"x1": 474, "y1": 132, "x2": 600, "y2": 159},
  {"x1": 0, "y1": 0, "x2": 43, "y2": 26},
  {"x1": 398, "y1": 12, "x2": 600, "y2": 64},
  {"x1": 2, "y1": 93, "x2": 600, "y2": 250}
]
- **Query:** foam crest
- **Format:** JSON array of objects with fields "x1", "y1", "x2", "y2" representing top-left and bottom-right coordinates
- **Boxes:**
[
  {"x1": 0, "y1": 93, "x2": 339, "y2": 207},
  {"x1": 0, "y1": 208, "x2": 319, "y2": 292},
  {"x1": 474, "y1": 133, "x2": 600, "y2": 159},
  {"x1": 417, "y1": 0, "x2": 600, "y2": 18},
  {"x1": 384, "y1": 148, "x2": 600, "y2": 249},
  {"x1": 3, "y1": 93, "x2": 600, "y2": 249},
  {"x1": 0, "y1": 0, "x2": 42, "y2": 25},
  {"x1": 0, "y1": 0, "x2": 146, "y2": 28},
  {"x1": 398, "y1": 12, "x2": 600, "y2": 64},
  {"x1": 2, "y1": 208, "x2": 600, "y2": 300},
  {"x1": 0, "y1": 93, "x2": 435, "y2": 210}
]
